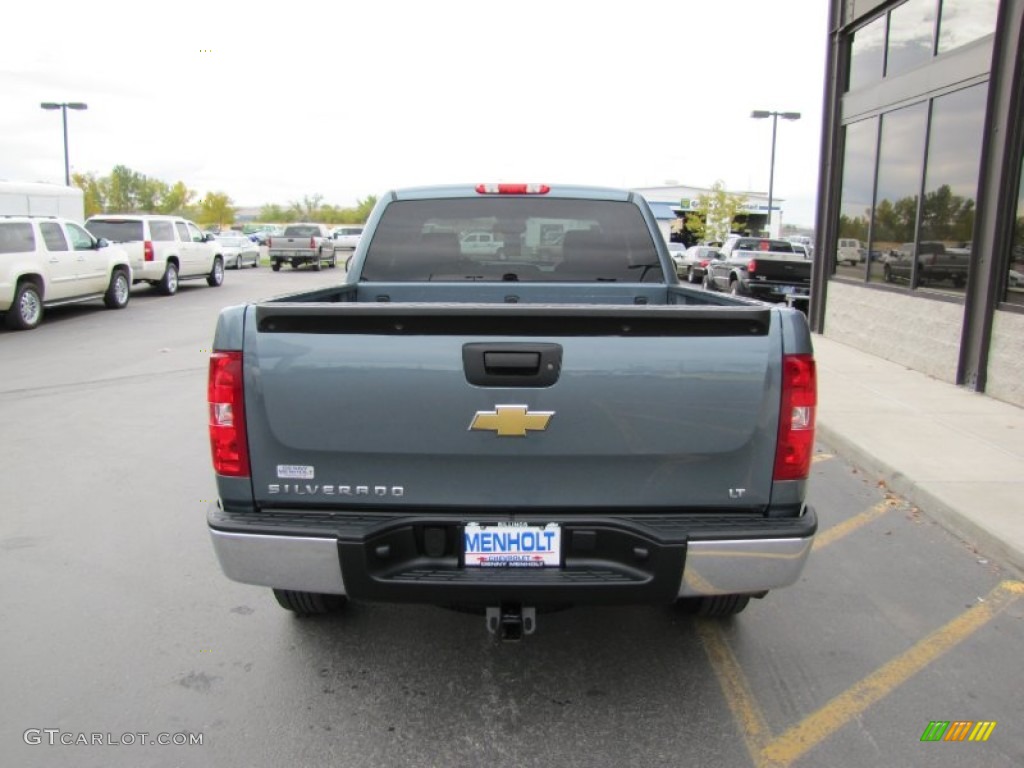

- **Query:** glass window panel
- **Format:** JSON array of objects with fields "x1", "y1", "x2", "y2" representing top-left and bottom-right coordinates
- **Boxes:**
[
  {"x1": 834, "y1": 118, "x2": 878, "y2": 279},
  {"x1": 39, "y1": 222, "x2": 68, "y2": 251},
  {"x1": 938, "y1": 0, "x2": 999, "y2": 54},
  {"x1": 869, "y1": 102, "x2": 929, "y2": 285},
  {"x1": 887, "y1": 0, "x2": 937, "y2": 78},
  {"x1": 918, "y1": 84, "x2": 987, "y2": 295},
  {"x1": 848, "y1": 16, "x2": 886, "y2": 91},
  {"x1": 65, "y1": 223, "x2": 94, "y2": 251},
  {"x1": 1007, "y1": 156, "x2": 1024, "y2": 306}
]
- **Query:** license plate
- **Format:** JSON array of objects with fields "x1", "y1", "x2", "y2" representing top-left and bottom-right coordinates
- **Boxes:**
[
  {"x1": 463, "y1": 523, "x2": 561, "y2": 567},
  {"x1": 778, "y1": 285, "x2": 796, "y2": 295}
]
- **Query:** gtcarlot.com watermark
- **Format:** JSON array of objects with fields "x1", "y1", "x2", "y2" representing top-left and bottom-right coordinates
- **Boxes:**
[{"x1": 24, "y1": 729, "x2": 203, "y2": 747}]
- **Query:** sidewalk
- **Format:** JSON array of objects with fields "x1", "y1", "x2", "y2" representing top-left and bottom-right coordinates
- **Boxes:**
[{"x1": 812, "y1": 335, "x2": 1024, "y2": 573}]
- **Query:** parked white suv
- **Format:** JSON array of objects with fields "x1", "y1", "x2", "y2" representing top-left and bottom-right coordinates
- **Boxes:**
[
  {"x1": 84, "y1": 215, "x2": 224, "y2": 295},
  {"x1": 0, "y1": 216, "x2": 132, "y2": 330}
]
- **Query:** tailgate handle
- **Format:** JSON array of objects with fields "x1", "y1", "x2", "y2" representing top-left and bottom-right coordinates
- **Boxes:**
[
  {"x1": 484, "y1": 352, "x2": 540, "y2": 375},
  {"x1": 463, "y1": 343, "x2": 562, "y2": 387}
]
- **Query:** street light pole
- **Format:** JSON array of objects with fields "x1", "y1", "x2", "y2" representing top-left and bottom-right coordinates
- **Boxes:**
[
  {"x1": 40, "y1": 102, "x2": 88, "y2": 186},
  {"x1": 750, "y1": 110, "x2": 800, "y2": 237}
]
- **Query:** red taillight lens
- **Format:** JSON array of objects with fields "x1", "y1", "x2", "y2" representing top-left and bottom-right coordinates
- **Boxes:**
[
  {"x1": 267, "y1": 236, "x2": 272, "y2": 248},
  {"x1": 748, "y1": 259, "x2": 757, "y2": 274},
  {"x1": 208, "y1": 351, "x2": 250, "y2": 477},
  {"x1": 144, "y1": 240, "x2": 154, "y2": 262},
  {"x1": 475, "y1": 183, "x2": 551, "y2": 195},
  {"x1": 774, "y1": 354, "x2": 816, "y2": 481},
  {"x1": 310, "y1": 237, "x2": 316, "y2": 249}
]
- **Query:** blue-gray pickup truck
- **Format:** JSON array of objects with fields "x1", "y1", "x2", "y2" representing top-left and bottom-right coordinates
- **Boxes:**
[{"x1": 207, "y1": 183, "x2": 817, "y2": 639}]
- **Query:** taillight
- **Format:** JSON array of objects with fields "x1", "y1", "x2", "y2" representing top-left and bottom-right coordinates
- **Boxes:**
[
  {"x1": 267, "y1": 236, "x2": 272, "y2": 248},
  {"x1": 310, "y1": 237, "x2": 316, "y2": 249},
  {"x1": 748, "y1": 259, "x2": 757, "y2": 274},
  {"x1": 144, "y1": 240, "x2": 154, "y2": 262},
  {"x1": 475, "y1": 183, "x2": 550, "y2": 195},
  {"x1": 774, "y1": 354, "x2": 816, "y2": 481},
  {"x1": 208, "y1": 351, "x2": 250, "y2": 477}
]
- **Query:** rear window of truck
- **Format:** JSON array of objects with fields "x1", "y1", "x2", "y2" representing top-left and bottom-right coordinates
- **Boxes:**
[
  {"x1": 361, "y1": 198, "x2": 662, "y2": 282},
  {"x1": 85, "y1": 220, "x2": 145, "y2": 242},
  {"x1": 283, "y1": 226, "x2": 321, "y2": 237}
]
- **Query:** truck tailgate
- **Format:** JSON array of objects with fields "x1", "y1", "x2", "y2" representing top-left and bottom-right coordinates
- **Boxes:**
[{"x1": 243, "y1": 303, "x2": 782, "y2": 511}]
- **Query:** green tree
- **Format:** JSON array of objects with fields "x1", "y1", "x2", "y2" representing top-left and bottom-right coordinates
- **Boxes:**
[
  {"x1": 290, "y1": 194, "x2": 324, "y2": 221},
  {"x1": 684, "y1": 181, "x2": 748, "y2": 243},
  {"x1": 102, "y1": 165, "x2": 147, "y2": 212},
  {"x1": 259, "y1": 204, "x2": 288, "y2": 223},
  {"x1": 71, "y1": 172, "x2": 105, "y2": 218},
  {"x1": 160, "y1": 181, "x2": 196, "y2": 216},
  {"x1": 197, "y1": 192, "x2": 235, "y2": 229}
]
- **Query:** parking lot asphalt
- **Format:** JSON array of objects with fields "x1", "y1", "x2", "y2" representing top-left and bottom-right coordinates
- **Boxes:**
[
  {"x1": 3, "y1": 268, "x2": 1023, "y2": 767},
  {"x1": 811, "y1": 334, "x2": 1024, "y2": 575}
]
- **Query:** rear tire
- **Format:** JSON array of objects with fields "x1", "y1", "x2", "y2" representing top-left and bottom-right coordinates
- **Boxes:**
[
  {"x1": 272, "y1": 589, "x2": 347, "y2": 616},
  {"x1": 207, "y1": 257, "x2": 224, "y2": 287},
  {"x1": 677, "y1": 594, "x2": 751, "y2": 617},
  {"x1": 6, "y1": 280, "x2": 43, "y2": 330},
  {"x1": 103, "y1": 269, "x2": 131, "y2": 309},
  {"x1": 158, "y1": 262, "x2": 179, "y2": 296},
  {"x1": 729, "y1": 279, "x2": 741, "y2": 296},
  {"x1": 272, "y1": 261, "x2": 281, "y2": 272}
]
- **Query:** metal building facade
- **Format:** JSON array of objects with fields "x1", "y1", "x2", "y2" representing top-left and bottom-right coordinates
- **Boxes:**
[{"x1": 812, "y1": 0, "x2": 1024, "y2": 407}]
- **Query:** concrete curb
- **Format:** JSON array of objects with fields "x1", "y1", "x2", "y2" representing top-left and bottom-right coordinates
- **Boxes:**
[{"x1": 817, "y1": 423, "x2": 1024, "y2": 576}]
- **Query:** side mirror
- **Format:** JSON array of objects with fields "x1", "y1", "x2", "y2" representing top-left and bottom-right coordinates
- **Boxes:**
[
  {"x1": 94, "y1": 237, "x2": 110, "y2": 249},
  {"x1": 204, "y1": 233, "x2": 216, "y2": 242}
]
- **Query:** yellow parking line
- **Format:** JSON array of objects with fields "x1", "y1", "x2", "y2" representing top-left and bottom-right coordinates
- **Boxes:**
[
  {"x1": 760, "y1": 580, "x2": 1024, "y2": 766},
  {"x1": 699, "y1": 580, "x2": 1024, "y2": 768},
  {"x1": 813, "y1": 500, "x2": 892, "y2": 551},
  {"x1": 696, "y1": 620, "x2": 774, "y2": 767}
]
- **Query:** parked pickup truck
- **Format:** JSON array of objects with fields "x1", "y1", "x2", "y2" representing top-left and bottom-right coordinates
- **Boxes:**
[
  {"x1": 267, "y1": 223, "x2": 337, "y2": 271},
  {"x1": 883, "y1": 241, "x2": 969, "y2": 288},
  {"x1": 206, "y1": 183, "x2": 818, "y2": 639},
  {"x1": 704, "y1": 236, "x2": 812, "y2": 303}
]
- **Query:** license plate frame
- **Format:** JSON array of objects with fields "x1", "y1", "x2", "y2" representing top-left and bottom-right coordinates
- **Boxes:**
[{"x1": 463, "y1": 522, "x2": 561, "y2": 568}]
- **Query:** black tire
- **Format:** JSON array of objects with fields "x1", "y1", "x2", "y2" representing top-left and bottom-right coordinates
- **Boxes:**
[
  {"x1": 272, "y1": 589, "x2": 347, "y2": 616},
  {"x1": 687, "y1": 268, "x2": 697, "y2": 284},
  {"x1": 103, "y1": 268, "x2": 131, "y2": 309},
  {"x1": 272, "y1": 261, "x2": 281, "y2": 272},
  {"x1": 158, "y1": 262, "x2": 179, "y2": 296},
  {"x1": 291, "y1": 259, "x2": 301, "y2": 269},
  {"x1": 676, "y1": 594, "x2": 751, "y2": 617},
  {"x1": 313, "y1": 250, "x2": 322, "y2": 271},
  {"x1": 6, "y1": 280, "x2": 43, "y2": 330},
  {"x1": 206, "y1": 257, "x2": 224, "y2": 287},
  {"x1": 729, "y1": 279, "x2": 742, "y2": 296}
]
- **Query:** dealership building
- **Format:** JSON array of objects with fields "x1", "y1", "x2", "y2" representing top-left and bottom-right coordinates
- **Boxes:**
[{"x1": 810, "y1": 0, "x2": 1024, "y2": 407}]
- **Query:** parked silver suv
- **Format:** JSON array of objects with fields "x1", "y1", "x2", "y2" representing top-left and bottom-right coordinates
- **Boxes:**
[{"x1": 0, "y1": 216, "x2": 132, "y2": 330}]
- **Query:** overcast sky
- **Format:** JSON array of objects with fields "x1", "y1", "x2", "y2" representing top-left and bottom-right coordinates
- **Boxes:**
[{"x1": 2, "y1": 0, "x2": 829, "y2": 227}]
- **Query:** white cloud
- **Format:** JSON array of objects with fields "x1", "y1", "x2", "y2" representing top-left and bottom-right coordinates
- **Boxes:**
[{"x1": 1, "y1": 0, "x2": 828, "y2": 226}]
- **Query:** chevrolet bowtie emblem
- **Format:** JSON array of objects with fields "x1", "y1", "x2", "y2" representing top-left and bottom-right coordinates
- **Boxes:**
[{"x1": 469, "y1": 405, "x2": 554, "y2": 437}]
